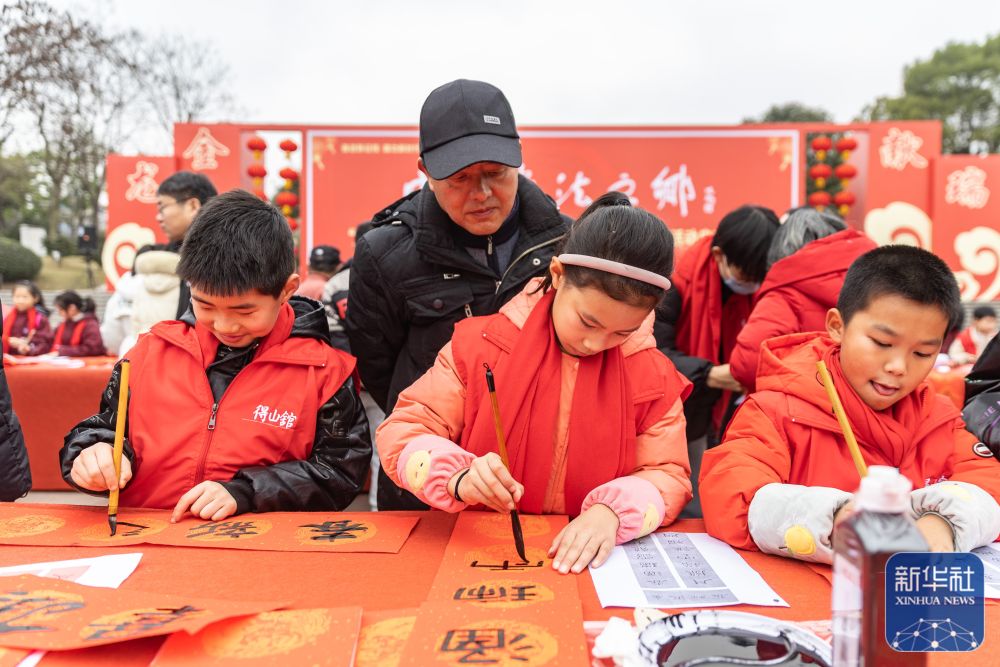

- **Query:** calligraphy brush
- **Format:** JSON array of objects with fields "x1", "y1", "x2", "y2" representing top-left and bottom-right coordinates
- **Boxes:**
[
  {"x1": 108, "y1": 359, "x2": 131, "y2": 536},
  {"x1": 483, "y1": 363, "x2": 528, "y2": 563},
  {"x1": 816, "y1": 360, "x2": 868, "y2": 480}
]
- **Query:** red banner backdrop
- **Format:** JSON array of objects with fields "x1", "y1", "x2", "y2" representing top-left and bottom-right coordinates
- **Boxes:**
[
  {"x1": 103, "y1": 155, "x2": 177, "y2": 287},
  {"x1": 932, "y1": 155, "x2": 1000, "y2": 301},
  {"x1": 109, "y1": 120, "x2": 993, "y2": 298},
  {"x1": 306, "y1": 127, "x2": 801, "y2": 259}
]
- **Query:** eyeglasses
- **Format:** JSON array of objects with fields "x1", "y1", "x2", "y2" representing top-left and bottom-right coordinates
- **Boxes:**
[{"x1": 156, "y1": 198, "x2": 191, "y2": 215}]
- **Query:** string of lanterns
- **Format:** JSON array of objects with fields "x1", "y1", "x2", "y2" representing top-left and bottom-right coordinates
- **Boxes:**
[
  {"x1": 806, "y1": 134, "x2": 857, "y2": 216},
  {"x1": 245, "y1": 135, "x2": 300, "y2": 231}
]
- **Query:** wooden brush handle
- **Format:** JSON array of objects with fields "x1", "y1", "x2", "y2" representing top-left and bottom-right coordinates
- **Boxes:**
[{"x1": 107, "y1": 359, "x2": 131, "y2": 515}]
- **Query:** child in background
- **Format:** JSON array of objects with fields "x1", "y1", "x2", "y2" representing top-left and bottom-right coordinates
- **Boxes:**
[
  {"x1": 949, "y1": 305, "x2": 998, "y2": 364},
  {"x1": 52, "y1": 291, "x2": 106, "y2": 357},
  {"x1": 700, "y1": 246, "x2": 1000, "y2": 563},
  {"x1": 378, "y1": 192, "x2": 692, "y2": 574},
  {"x1": 61, "y1": 190, "x2": 371, "y2": 519},
  {"x1": 2, "y1": 281, "x2": 53, "y2": 356}
]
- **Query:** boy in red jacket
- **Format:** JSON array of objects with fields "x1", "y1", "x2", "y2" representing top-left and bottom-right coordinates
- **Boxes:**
[
  {"x1": 701, "y1": 245, "x2": 1000, "y2": 563},
  {"x1": 60, "y1": 190, "x2": 371, "y2": 520}
]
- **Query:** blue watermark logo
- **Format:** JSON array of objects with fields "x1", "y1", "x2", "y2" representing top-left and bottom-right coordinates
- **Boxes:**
[{"x1": 886, "y1": 552, "x2": 984, "y2": 652}]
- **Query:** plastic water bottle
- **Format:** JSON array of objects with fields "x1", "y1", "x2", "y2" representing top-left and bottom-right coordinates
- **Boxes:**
[{"x1": 832, "y1": 466, "x2": 929, "y2": 666}]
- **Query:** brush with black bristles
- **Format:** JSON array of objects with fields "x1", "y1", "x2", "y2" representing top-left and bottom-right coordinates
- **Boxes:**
[
  {"x1": 108, "y1": 359, "x2": 131, "y2": 536},
  {"x1": 483, "y1": 363, "x2": 527, "y2": 563}
]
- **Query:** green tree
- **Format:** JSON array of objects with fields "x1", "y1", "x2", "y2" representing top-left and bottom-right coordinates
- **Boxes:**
[
  {"x1": 0, "y1": 152, "x2": 46, "y2": 236},
  {"x1": 743, "y1": 102, "x2": 833, "y2": 124},
  {"x1": 861, "y1": 34, "x2": 1000, "y2": 154}
]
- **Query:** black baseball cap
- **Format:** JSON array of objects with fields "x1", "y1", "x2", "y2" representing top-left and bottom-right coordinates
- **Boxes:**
[
  {"x1": 419, "y1": 79, "x2": 522, "y2": 180},
  {"x1": 309, "y1": 245, "x2": 340, "y2": 271}
]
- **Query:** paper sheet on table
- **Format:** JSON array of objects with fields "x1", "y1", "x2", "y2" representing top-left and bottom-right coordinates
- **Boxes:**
[
  {"x1": 589, "y1": 532, "x2": 787, "y2": 609},
  {"x1": 2, "y1": 554, "x2": 142, "y2": 667},
  {"x1": 0, "y1": 574, "x2": 284, "y2": 650},
  {"x1": 0, "y1": 553, "x2": 141, "y2": 589},
  {"x1": 972, "y1": 543, "x2": 1000, "y2": 598},
  {"x1": 2, "y1": 355, "x2": 84, "y2": 368}
]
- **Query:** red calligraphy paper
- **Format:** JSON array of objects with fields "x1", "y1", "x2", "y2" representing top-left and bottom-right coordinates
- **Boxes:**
[
  {"x1": 150, "y1": 607, "x2": 362, "y2": 666},
  {"x1": 426, "y1": 512, "x2": 581, "y2": 605},
  {"x1": 0, "y1": 647, "x2": 29, "y2": 667},
  {"x1": 399, "y1": 601, "x2": 589, "y2": 667},
  {"x1": 35, "y1": 637, "x2": 166, "y2": 667},
  {"x1": 401, "y1": 512, "x2": 588, "y2": 665},
  {"x1": 0, "y1": 575, "x2": 284, "y2": 650},
  {"x1": 0, "y1": 504, "x2": 417, "y2": 553},
  {"x1": 356, "y1": 608, "x2": 418, "y2": 667}
]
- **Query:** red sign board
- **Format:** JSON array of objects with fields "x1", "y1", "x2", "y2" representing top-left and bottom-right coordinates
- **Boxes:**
[
  {"x1": 932, "y1": 155, "x2": 1000, "y2": 301},
  {"x1": 103, "y1": 154, "x2": 177, "y2": 287},
  {"x1": 306, "y1": 127, "x2": 801, "y2": 259},
  {"x1": 109, "y1": 120, "x2": 992, "y2": 300}
]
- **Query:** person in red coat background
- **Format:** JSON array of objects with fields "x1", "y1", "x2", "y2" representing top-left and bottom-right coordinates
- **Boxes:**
[
  {"x1": 730, "y1": 208, "x2": 877, "y2": 392},
  {"x1": 2, "y1": 281, "x2": 53, "y2": 356},
  {"x1": 654, "y1": 205, "x2": 779, "y2": 516},
  {"x1": 52, "y1": 291, "x2": 106, "y2": 357}
]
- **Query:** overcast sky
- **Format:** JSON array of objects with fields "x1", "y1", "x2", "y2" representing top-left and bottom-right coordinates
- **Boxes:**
[{"x1": 52, "y1": 0, "x2": 1000, "y2": 133}]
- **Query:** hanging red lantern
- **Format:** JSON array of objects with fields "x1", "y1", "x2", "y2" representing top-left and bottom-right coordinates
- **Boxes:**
[
  {"x1": 246, "y1": 136, "x2": 267, "y2": 161},
  {"x1": 807, "y1": 191, "x2": 832, "y2": 211},
  {"x1": 275, "y1": 190, "x2": 299, "y2": 216},
  {"x1": 836, "y1": 136, "x2": 858, "y2": 160},
  {"x1": 811, "y1": 136, "x2": 832, "y2": 161},
  {"x1": 279, "y1": 167, "x2": 299, "y2": 190},
  {"x1": 247, "y1": 163, "x2": 267, "y2": 189},
  {"x1": 833, "y1": 191, "x2": 856, "y2": 217},
  {"x1": 287, "y1": 216, "x2": 298, "y2": 231},
  {"x1": 834, "y1": 164, "x2": 857, "y2": 188},
  {"x1": 279, "y1": 139, "x2": 298, "y2": 159},
  {"x1": 808, "y1": 163, "x2": 833, "y2": 189},
  {"x1": 253, "y1": 188, "x2": 267, "y2": 200}
]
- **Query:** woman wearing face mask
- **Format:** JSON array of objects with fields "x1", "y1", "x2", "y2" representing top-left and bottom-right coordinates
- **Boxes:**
[
  {"x1": 654, "y1": 205, "x2": 779, "y2": 517},
  {"x1": 729, "y1": 207, "x2": 876, "y2": 393}
]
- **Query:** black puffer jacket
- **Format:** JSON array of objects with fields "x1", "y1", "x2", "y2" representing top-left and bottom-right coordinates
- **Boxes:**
[
  {"x1": 653, "y1": 287, "x2": 720, "y2": 442},
  {"x1": 964, "y1": 333, "x2": 1000, "y2": 453},
  {"x1": 0, "y1": 358, "x2": 31, "y2": 500},
  {"x1": 60, "y1": 297, "x2": 371, "y2": 513},
  {"x1": 346, "y1": 176, "x2": 567, "y2": 509}
]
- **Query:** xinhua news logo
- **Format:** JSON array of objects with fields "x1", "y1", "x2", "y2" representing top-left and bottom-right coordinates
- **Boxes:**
[{"x1": 886, "y1": 553, "x2": 984, "y2": 652}]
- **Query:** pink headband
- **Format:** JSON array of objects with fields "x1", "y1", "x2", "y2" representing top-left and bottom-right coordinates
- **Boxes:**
[{"x1": 558, "y1": 254, "x2": 671, "y2": 291}]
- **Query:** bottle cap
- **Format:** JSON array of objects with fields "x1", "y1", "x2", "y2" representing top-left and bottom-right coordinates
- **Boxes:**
[{"x1": 854, "y1": 466, "x2": 911, "y2": 513}]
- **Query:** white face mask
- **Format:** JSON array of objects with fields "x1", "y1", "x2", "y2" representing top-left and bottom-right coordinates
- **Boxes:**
[
  {"x1": 719, "y1": 257, "x2": 760, "y2": 295},
  {"x1": 723, "y1": 275, "x2": 760, "y2": 295}
]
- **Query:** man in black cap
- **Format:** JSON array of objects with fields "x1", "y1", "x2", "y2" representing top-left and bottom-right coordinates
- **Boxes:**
[
  {"x1": 296, "y1": 244, "x2": 342, "y2": 301},
  {"x1": 346, "y1": 79, "x2": 569, "y2": 510}
]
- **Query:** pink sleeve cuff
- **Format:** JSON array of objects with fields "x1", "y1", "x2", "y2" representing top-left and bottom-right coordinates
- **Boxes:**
[
  {"x1": 396, "y1": 434, "x2": 475, "y2": 512},
  {"x1": 581, "y1": 476, "x2": 666, "y2": 544}
]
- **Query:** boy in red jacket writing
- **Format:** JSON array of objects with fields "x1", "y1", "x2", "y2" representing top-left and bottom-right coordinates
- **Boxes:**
[
  {"x1": 701, "y1": 245, "x2": 1000, "y2": 563},
  {"x1": 60, "y1": 190, "x2": 371, "y2": 520}
]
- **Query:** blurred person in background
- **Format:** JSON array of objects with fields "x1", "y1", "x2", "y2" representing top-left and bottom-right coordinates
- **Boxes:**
[
  {"x1": 654, "y1": 205, "x2": 779, "y2": 517},
  {"x1": 950, "y1": 305, "x2": 998, "y2": 365},
  {"x1": 296, "y1": 245, "x2": 341, "y2": 301},
  {"x1": 729, "y1": 208, "x2": 876, "y2": 391}
]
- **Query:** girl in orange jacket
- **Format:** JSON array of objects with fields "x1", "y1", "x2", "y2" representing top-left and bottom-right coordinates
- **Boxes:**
[{"x1": 377, "y1": 193, "x2": 692, "y2": 575}]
